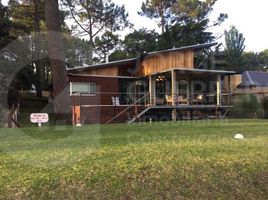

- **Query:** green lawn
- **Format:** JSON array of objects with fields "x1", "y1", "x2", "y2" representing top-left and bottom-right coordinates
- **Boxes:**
[{"x1": 0, "y1": 119, "x2": 267, "y2": 199}]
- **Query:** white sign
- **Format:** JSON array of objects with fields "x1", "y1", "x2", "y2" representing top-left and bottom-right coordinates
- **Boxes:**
[{"x1": 30, "y1": 113, "x2": 49, "y2": 123}]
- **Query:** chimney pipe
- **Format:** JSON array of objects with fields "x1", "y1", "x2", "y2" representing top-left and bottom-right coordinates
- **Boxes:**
[{"x1": 105, "y1": 54, "x2": 109, "y2": 63}]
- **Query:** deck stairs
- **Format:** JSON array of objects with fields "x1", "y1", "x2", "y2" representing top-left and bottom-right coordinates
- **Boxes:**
[
  {"x1": 127, "y1": 106, "x2": 152, "y2": 124},
  {"x1": 106, "y1": 93, "x2": 150, "y2": 124}
]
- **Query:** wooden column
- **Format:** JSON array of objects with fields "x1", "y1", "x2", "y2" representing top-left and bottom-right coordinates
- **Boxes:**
[
  {"x1": 171, "y1": 70, "x2": 177, "y2": 121},
  {"x1": 216, "y1": 74, "x2": 221, "y2": 106},
  {"x1": 187, "y1": 76, "x2": 192, "y2": 105},
  {"x1": 227, "y1": 75, "x2": 231, "y2": 105},
  {"x1": 149, "y1": 75, "x2": 156, "y2": 106},
  {"x1": 171, "y1": 70, "x2": 177, "y2": 106}
]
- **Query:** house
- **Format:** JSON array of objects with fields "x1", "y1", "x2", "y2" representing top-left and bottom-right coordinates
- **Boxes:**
[
  {"x1": 68, "y1": 43, "x2": 235, "y2": 124},
  {"x1": 224, "y1": 70, "x2": 268, "y2": 101}
]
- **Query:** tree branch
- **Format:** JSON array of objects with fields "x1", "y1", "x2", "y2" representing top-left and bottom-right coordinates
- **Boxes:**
[{"x1": 66, "y1": 1, "x2": 90, "y2": 36}]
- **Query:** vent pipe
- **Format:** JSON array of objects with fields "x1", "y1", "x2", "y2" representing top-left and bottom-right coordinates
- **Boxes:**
[{"x1": 105, "y1": 54, "x2": 109, "y2": 63}]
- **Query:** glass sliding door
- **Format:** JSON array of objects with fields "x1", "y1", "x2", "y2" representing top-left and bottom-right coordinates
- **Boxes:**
[
  {"x1": 177, "y1": 78, "x2": 188, "y2": 104},
  {"x1": 119, "y1": 78, "x2": 148, "y2": 105}
]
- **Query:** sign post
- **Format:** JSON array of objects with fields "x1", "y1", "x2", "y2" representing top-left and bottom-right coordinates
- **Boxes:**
[{"x1": 30, "y1": 113, "x2": 49, "y2": 127}]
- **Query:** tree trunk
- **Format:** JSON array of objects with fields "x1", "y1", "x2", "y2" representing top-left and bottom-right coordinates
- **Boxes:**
[
  {"x1": 159, "y1": 2, "x2": 165, "y2": 34},
  {"x1": 34, "y1": 0, "x2": 44, "y2": 97},
  {"x1": 88, "y1": 41, "x2": 94, "y2": 65},
  {"x1": 45, "y1": 0, "x2": 70, "y2": 117},
  {"x1": 160, "y1": 11, "x2": 165, "y2": 34}
]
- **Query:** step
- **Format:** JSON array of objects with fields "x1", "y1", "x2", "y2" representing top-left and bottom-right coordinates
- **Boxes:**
[{"x1": 128, "y1": 107, "x2": 152, "y2": 124}]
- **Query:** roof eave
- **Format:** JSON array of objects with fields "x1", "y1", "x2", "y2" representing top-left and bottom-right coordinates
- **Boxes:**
[
  {"x1": 67, "y1": 57, "x2": 136, "y2": 73},
  {"x1": 147, "y1": 43, "x2": 217, "y2": 57},
  {"x1": 67, "y1": 43, "x2": 218, "y2": 72}
]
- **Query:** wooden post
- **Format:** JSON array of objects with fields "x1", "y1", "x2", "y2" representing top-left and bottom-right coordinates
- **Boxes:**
[
  {"x1": 72, "y1": 106, "x2": 75, "y2": 126},
  {"x1": 72, "y1": 105, "x2": 81, "y2": 126},
  {"x1": 171, "y1": 70, "x2": 177, "y2": 105},
  {"x1": 171, "y1": 70, "x2": 178, "y2": 121},
  {"x1": 135, "y1": 104, "x2": 138, "y2": 116},
  {"x1": 216, "y1": 74, "x2": 221, "y2": 106},
  {"x1": 227, "y1": 75, "x2": 231, "y2": 105},
  {"x1": 171, "y1": 70, "x2": 177, "y2": 121},
  {"x1": 149, "y1": 75, "x2": 156, "y2": 106},
  {"x1": 187, "y1": 76, "x2": 192, "y2": 105},
  {"x1": 190, "y1": 110, "x2": 193, "y2": 120}
]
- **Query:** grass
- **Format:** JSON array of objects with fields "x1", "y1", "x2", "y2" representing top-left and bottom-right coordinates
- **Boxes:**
[{"x1": 0, "y1": 119, "x2": 267, "y2": 199}]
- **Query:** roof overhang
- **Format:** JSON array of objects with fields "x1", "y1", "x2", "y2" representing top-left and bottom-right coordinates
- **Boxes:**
[
  {"x1": 68, "y1": 73, "x2": 138, "y2": 79},
  {"x1": 146, "y1": 43, "x2": 217, "y2": 57},
  {"x1": 149, "y1": 68, "x2": 236, "y2": 77},
  {"x1": 67, "y1": 57, "x2": 136, "y2": 73},
  {"x1": 67, "y1": 43, "x2": 218, "y2": 73},
  {"x1": 175, "y1": 68, "x2": 236, "y2": 75}
]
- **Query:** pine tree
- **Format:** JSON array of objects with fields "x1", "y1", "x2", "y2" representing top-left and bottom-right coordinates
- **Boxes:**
[
  {"x1": 64, "y1": 0, "x2": 131, "y2": 64},
  {"x1": 0, "y1": 1, "x2": 15, "y2": 48},
  {"x1": 45, "y1": 0, "x2": 70, "y2": 117},
  {"x1": 224, "y1": 26, "x2": 245, "y2": 72},
  {"x1": 139, "y1": 0, "x2": 227, "y2": 48}
]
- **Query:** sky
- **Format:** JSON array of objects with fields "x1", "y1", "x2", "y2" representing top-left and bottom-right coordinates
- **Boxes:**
[
  {"x1": 113, "y1": 0, "x2": 268, "y2": 52},
  {"x1": 2, "y1": 0, "x2": 268, "y2": 52}
]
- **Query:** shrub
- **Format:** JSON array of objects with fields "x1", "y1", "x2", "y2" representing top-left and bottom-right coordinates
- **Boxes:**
[
  {"x1": 230, "y1": 94, "x2": 262, "y2": 119},
  {"x1": 262, "y1": 96, "x2": 268, "y2": 118}
]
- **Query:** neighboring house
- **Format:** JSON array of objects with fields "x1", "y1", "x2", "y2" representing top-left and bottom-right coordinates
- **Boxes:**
[
  {"x1": 68, "y1": 43, "x2": 235, "y2": 124},
  {"x1": 223, "y1": 70, "x2": 268, "y2": 105},
  {"x1": 225, "y1": 71, "x2": 268, "y2": 94},
  {"x1": 239, "y1": 71, "x2": 268, "y2": 90}
]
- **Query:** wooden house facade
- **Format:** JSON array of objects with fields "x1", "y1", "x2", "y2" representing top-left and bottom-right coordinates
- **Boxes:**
[{"x1": 68, "y1": 43, "x2": 235, "y2": 124}]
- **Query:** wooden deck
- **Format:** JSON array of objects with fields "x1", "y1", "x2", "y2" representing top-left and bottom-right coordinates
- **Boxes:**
[
  {"x1": 127, "y1": 104, "x2": 232, "y2": 123},
  {"x1": 76, "y1": 104, "x2": 233, "y2": 124},
  {"x1": 150, "y1": 105, "x2": 233, "y2": 110}
]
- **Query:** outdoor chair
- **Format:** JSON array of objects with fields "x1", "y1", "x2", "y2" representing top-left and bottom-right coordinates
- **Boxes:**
[
  {"x1": 193, "y1": 94, "x2": 203, "y2": 104},
  {"x1": 177, "y1": 95, "x2": 188, "y2": 104},
  {"x1": 165, "y1": 95, "x2": 173, "y2": 105},
  {"x1": 111, "y1": 96, "x2": 120, "y2": 106}
]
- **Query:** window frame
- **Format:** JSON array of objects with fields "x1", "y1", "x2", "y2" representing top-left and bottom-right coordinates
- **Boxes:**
[{"x1": 70, "y1": 82, "x2": 97, "y2": 96}]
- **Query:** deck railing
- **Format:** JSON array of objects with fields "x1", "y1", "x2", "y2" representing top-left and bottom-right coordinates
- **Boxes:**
[
  {"x1": 151, "y1": 92, "x2": 233, "y2": 106},
  {"x1": 70, "y1": 92, "x2": 233, "y2": 107}
]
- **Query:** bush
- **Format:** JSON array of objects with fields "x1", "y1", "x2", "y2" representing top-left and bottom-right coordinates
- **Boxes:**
[
  {"x1": 262, "y1": 96, "x2": 268, "y2": 118},
  {"x1": 230, "y1": 94, "x2": 262, "y2": 119}
]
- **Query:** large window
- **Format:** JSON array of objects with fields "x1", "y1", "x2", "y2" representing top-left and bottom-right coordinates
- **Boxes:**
[{"x1": 70, "y1": 82, "x2": 96, "y2": 95}]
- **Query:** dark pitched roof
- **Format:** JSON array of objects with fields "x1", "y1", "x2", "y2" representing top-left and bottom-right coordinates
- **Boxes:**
[
  {"x1": 240, "y1": 71, "x2": 268, "y2": 87},
  {"x1": 68, "y1": 57, "x2": 136, "y2": 73},
  {"x1": 67, "y1": 43, "x2": 217, "y2": 73}
]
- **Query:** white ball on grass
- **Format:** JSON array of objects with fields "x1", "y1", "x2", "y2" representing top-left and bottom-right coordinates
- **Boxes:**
[
  {"x1": 76, "y1": 123, "x2": 82, "y2": 127},
  {"x1": 234, "y1": 133, "x2": 245, "y2": 140}
]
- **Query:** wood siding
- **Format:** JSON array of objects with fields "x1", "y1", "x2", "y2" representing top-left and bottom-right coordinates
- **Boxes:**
[
  {"x1": 140, "y1": 50, "x2": 194, "y2": 76},
  {"x1": 68, "y1": 75, "x2": 139, "y2": 124},
  {"x1": 184, "y1": 50, "x2": 194, "y2": 68},
  {"x1": 223, "y1": 75, "x2": 242, "y2": 92},
  {"x1": 69, "y1": 75, "x2": 119, "y2": 106},
  {"x1": 84, "y1": 66, "x2": 118, "y2": 76},
  {"x1": 76, "y1": 50, "x2": 195, "y2": 78}
]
